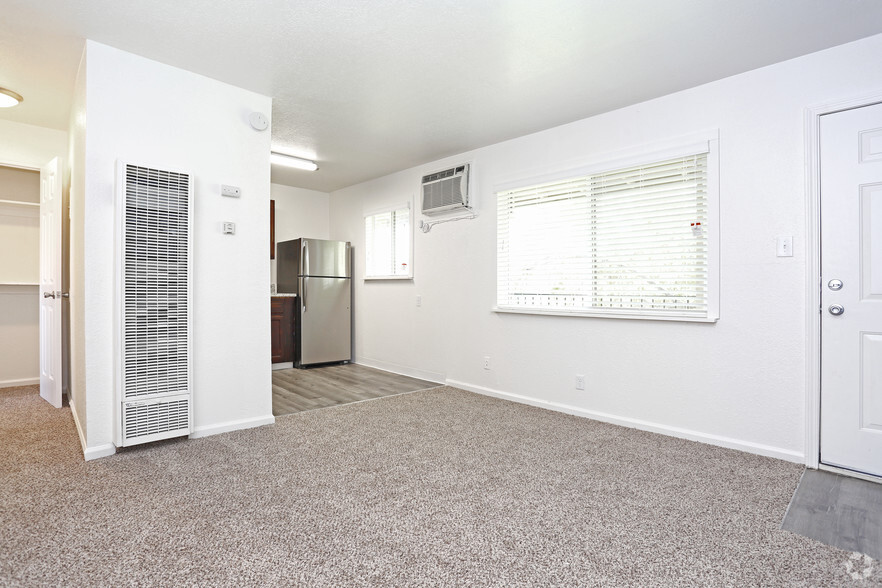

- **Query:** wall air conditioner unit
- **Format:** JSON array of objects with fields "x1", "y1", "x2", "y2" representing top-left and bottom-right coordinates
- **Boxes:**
[
  {"x1": 421, "y1": 163, "x2": 470, "y2": 215},
  {"x1": 115, "y1": 162, "x2": 193, "y2": 447}
]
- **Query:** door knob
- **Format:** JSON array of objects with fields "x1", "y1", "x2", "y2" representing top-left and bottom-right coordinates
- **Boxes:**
[
  {"x1": 828, "y1": 304, "x2": 844, "y2": 316},
  {"x1": 43, "y1": 291, "x2": 56, "y2": 299},
  {"x1": 828, "y1": 279, "x2": 843, "y2": 291}
]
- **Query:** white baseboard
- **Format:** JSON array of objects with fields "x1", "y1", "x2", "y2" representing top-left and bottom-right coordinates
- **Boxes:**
[
  {"x1": 190, "y1": 414, "x2": 276, "y2": 439},
  {"x1": 446, "y1": 379, "x2": 804, "y2": 464},
  {"x1": 355, "y1": 357, "x2": 445, "y2": 385},
  {"x1": 70, "y1": 402, "x2": 86, "y2": 451},
  {"x1": 271, "y1": 362, "x2": 293, "y2": 370},
  {"x1": 0, "y1": 377, "x2": 39, "y2": 389},
  {"x1": 70, "y1": 403, "x2": 117, "y2": 461},
  {"x1": 84, "y1": 443, "x2": 117, "y2": 461}
]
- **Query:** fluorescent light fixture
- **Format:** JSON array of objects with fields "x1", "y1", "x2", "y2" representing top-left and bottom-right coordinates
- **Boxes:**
[
  {"x1": 270, "y1": 152, "x2": 318, "y2": 171},
  {"x1": 0, "y1": 88, "x2": 23, "y2": 108}
]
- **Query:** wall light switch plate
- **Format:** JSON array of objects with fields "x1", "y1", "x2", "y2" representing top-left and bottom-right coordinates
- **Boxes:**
[
  {"x1": 222, "y1": 222, "x2": 236, "y2": 235},
  {"x1": 221, "y1": 185, "x2": 241, "y2": 198},
  {"x1": 776, "y1": 236, "x2": 793, "y2": 257}
]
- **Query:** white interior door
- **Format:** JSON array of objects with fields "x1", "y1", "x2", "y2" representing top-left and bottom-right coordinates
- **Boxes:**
[
  {"x1": 820, "y1": 101, "x2": 882, "y2": 478},
  {"x1": 39, "y1": 157, "x2": 62, "y2": 408}
]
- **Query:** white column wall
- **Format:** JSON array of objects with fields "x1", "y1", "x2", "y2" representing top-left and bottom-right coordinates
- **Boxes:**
[
  {"x1": 76, "y1": 41, "x2": 274, "y2": 457},
  {"x1": 69, "y1": 49, "x2": 88, "y2": 441}
]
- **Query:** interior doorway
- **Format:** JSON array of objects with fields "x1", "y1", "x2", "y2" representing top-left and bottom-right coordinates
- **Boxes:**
[
  {"x1": 0, "y1": 160, "x2": 67, "y2": 408},
  {"x1": 0, "y1": 164, "x2": 41, "y2": 391}
]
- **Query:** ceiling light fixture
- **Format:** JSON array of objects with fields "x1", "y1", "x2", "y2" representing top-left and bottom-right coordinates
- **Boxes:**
[
  {"x1": 0, "y1": 88, "x2": 24, "y2": 108},
  {"x1": 270, "y1": 152, "x2": 318, "y2": 171}
]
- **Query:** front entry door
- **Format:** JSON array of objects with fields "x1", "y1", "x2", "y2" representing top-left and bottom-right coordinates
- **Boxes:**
[{"x1": 820, "y1": 101, "x2": 882, "y2": 477}]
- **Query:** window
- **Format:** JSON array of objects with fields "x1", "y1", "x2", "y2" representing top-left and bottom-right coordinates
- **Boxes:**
[
  {"x1": 496, "y1": 141, "x2": 718, "y2": 321},
  {"x1": 365, "y1": 203, "x2": 412, "y2": 279}
]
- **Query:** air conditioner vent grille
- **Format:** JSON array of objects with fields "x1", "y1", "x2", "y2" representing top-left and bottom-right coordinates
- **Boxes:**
[
  {"x1": 421, "y1": 163, "x2": 470, "y2": 215},
  {"x1": 122, "y1": 165, "x2": 190, "y2": 399},
  {"x1": 124, "y1": 398, "x2": 189, "y2": 440}
]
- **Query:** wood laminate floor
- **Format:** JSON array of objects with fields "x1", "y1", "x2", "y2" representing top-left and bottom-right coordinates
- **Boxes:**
[{"x1": 272, "y1": 363, "x2": 439, "y2": 416}]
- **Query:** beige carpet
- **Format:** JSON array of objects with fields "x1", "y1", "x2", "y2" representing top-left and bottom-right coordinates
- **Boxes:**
[{"x1": 1, "y1": 384, "x2": 878, "y2": 586}]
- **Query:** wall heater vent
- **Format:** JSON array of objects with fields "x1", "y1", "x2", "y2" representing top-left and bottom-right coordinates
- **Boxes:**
[
  {"x1": 123, "y1": 396, "x2": 190, "y2": 442},
  {"x1": 421, "y1": 164, "x2": 470, "y2": 215},
  {"x1": 117, "y1": 163, "x2": 193, "y2": 447}
]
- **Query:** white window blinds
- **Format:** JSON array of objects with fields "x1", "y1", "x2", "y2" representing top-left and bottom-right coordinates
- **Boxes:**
[
  {"x1": 497, "y1": 152, "x2": 711, "y2": 319},
  {"x1": 365, "y1": 204, "x2": 412, "y2": 278}
]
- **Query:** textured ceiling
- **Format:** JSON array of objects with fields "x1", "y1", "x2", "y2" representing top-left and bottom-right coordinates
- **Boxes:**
[{"x1": 2, "y1": 0, "x2": 882, "y2": 192}]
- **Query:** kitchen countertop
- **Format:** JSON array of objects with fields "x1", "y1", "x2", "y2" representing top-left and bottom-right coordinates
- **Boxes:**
[{"x1": 272, "y1": 293, "x2": 298, "y2": 297}]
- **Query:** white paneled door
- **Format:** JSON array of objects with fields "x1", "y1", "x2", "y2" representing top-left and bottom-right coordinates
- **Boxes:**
[
  {"x1": 39, "y1": 157, "x2": 62, "y2": 408},
  {"x1": 820, "y1": 102, "x2": 882, "y2": 478}
]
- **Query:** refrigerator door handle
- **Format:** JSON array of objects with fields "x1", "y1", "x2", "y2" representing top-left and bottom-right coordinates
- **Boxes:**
[
  {"x1": 303, "y1": 240, "x2": 309, "y2": 278},
  {"x1": 301, "y1": 277, "x2": 307, "y2": 312}
]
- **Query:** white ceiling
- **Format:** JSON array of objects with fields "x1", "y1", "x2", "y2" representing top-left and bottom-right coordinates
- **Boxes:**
[{"x1": 2, "y1": 0, "x2": 882, "y2": 192}]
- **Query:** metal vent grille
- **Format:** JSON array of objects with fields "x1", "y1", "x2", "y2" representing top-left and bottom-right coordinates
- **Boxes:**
[
  {"x1": 421, "y1": 164, "x2": 470, "y2": 214},
  {"x1": 122, "y1": 165, "x2": 190, "y2": 399},
  {"x1": 123, "y1": 398, "x2": 189, "y2": 440}
]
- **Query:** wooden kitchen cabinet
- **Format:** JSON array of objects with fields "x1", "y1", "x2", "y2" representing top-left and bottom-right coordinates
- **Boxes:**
[{"x1": 270, "y1": 296, "x2": 294, "y2": 363}]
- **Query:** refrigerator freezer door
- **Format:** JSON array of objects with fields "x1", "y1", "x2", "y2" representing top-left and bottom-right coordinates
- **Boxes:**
[
  {"x1": 299, "y1": 276, "x2": 352, "y2": 365},
  {"x1": 302, "y1": 238, "x2": 351, "y2": 278}
]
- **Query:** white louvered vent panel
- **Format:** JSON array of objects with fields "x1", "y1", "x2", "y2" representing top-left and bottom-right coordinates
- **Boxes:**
[
  {"x1": 123, "y1": 397, "x2": 190, "y2": 441},
  {"x1": 421, "y1": 164, "x2": 470, "y2": 214},
  {"x1": 123, "y1": 165, "x2": 191, "y2": 400}
]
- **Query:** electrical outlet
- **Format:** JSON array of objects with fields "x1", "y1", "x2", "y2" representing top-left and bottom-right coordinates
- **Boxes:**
[
  {"x1": 416, "y1": 295, "x2": 422, "y2": 307},
  {"x1": 575, "y1": 375, "x2": 585, "y2": 390},
  {"x1": 221, "y1": 184, "x2": 241, "y2": 198},
  {"x1": 483, "y1": 356, "x2": 491, "y2": 370},
  {"x1": 776, "y1": 235, "x2": 793, "y2": 257},
  {"x1": 222, "y1": 221, "x2": 236, "y2": 235}
]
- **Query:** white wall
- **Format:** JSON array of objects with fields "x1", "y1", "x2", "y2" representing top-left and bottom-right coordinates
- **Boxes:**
[
  {"x1": 0, "y1": 120, "x2": 68, "y2": 171},
  {"x1": 0, "y1": 121, "x2": 68, "y2": 389},
  {"x1": 74, "y1": 41, "x2": 274, "y2": 458},
  {"x1": 330, "y1": 33, "x2": 882, "y2": 462},
  {"x1": 330, "y1": 174, "x2": 448, "y2": 383},
  {"x1": 270, "y1": 183, "x2": 330, "y2": 288},
  {"x1": 0, "y1": 204, "x2": 38, "y2": 283},
  {"x1": 0, "y1": 285, "x2": 39, "y2": 387},
  {"x1": 0, "y1": 165, "x2": 40, "y2": 203}
]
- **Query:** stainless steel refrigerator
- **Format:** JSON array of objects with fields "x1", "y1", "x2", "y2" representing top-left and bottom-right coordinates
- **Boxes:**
[{"x1": 277, "y1": 238, "x2": 352, "y2": 367}]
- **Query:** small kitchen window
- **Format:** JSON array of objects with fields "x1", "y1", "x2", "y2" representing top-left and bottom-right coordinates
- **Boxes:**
[{"x1": 365, "y1": 202, "x2": 413, "y2": 279}]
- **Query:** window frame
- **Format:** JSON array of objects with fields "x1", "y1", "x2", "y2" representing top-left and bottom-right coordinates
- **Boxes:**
[
  {"x1": 364, "y1": 201, "x2": 414, "y2": 280},
  {"x1": 493, "y1": 133, "x2": 720, "y2": 322}
]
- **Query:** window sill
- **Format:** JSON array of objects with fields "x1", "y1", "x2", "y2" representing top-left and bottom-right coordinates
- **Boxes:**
[
  {"x1": 364, "y1": 275, "x2": 413, "y2": 281},
  {"x1": 492, "y1": 306, "x2": 719, "y2": 323}
]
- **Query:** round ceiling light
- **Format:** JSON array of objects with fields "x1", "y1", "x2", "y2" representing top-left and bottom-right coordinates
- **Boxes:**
[{"x1": 0, "y1": 88, "x2": 24, "y2": 108}]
